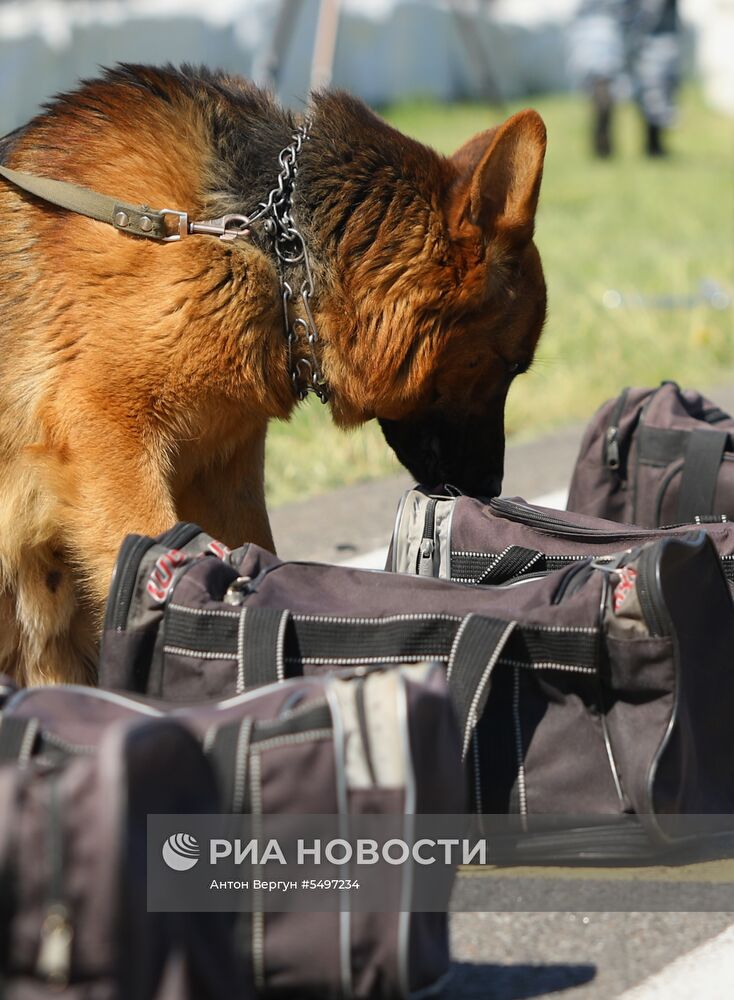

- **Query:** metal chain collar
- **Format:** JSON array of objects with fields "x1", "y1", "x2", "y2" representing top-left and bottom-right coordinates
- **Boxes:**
[
  {"x1": 219, "y1": 121, "x2": 328, "y2": 404},
  {"x1": 1, "y1": 124, "x2": 327, "y2": 402}
]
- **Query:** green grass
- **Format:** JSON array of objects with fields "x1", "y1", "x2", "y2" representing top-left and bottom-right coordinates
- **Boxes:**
[{"x1": 265, "y1": 88, "x2": 734, "y2": 506}]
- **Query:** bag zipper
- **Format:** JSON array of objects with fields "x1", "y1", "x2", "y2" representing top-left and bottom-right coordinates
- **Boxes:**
[
  {"x1": 104, "y1": 534, "x2": 156, "y2": 632},
  {"x1": 604, "y1": 387, "x2": 630, "y2": 471},
  {"x1": 416, "y1": 498, "x2": 438, "y2": 576},
  {"x1": 36, "y1": 774, "x2": 73, "y2": 988},
  {"x1": 490, "y1": 498, "x2": 653, "y2": 542},
  {"x1": 466, "y1": 500, "x2": 734, "y2": 584}
]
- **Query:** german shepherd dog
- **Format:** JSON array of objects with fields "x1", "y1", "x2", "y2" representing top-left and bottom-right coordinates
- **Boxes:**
[{"x1": 0, "y1": 66, "x2": 547, "y2": 685}]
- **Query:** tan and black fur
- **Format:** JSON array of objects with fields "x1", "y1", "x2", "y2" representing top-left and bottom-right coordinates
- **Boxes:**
[{"x1": 0, "y1": 65, "x2": 547, "y2": 685}]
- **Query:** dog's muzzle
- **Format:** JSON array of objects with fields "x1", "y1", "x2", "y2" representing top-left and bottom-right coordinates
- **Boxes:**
[{"x1": 379, "y1": 411, "x2": 505, "y2": 498}]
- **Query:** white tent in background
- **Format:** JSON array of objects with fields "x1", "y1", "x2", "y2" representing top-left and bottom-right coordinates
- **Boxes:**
[
  {"x1": 0, "y1": 0, "x2": 729, "y2": 138},
  {"x1": 0, "y1": 0, "x2": 569, "y2": 135},
  {"x1": 256, "y1": 0, "x2": 508, "y2": 100}
]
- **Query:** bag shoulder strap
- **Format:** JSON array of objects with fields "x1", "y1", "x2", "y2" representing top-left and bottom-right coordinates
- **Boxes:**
[
  {"x1": 676, "y1": 428, "x2": 729, "y2": 524},
  {"x1": 701, "y1": 405, "x2": 732, "y2": 425},
  {"x1": 205, "y1": 717, "x2": 253, "y2": 814},
  {"x1": 446, "y1": 615, "x2": 517, "y2": 760},
  {"x1": 238, "y1": 608, "x2": 292, "y2": 692}
]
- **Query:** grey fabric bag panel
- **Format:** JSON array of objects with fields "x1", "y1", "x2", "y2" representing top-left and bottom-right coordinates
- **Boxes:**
[
  {"x1": 388, "y1": 487, "x2": 734, "y2": 588},
  {"x1": 566, "y1": 382, "x2": 734, "y2": 527},
  {"x1": 0, "y1": 717, "x2": 242, "y2": 1000},
  {"x1": 1, "y1": 665, "x2": 462, "y2": 999},
  {"x1": 99, "y1": 524, "x2": 734, "y2": 861}
]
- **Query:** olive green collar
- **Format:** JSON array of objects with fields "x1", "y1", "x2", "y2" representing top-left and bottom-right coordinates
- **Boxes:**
[
  {"x1": 0, "y1": 163, "x2": 248, "y2": 242},
  {"x1": 0, "y1": 120, "x2": 329, "y2": 402}
]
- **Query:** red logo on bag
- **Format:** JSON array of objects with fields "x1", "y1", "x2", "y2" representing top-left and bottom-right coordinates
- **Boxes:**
[
  {"x1": 147, "y1": 549, "x2": 188, "y2": 603},
  {"x1": 207, "y1": 540, "x2": 231, "y2": 560},
  {"x1": 613, "y1": 566, "x2": 638, "y2": 613}
]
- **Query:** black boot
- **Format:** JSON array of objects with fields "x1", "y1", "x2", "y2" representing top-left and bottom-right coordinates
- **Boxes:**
[
  {"x1": 646, "y1": 122, "x2": 667, "y2": 157},
  {"x1": 592, "y1": 79, "x2": 613, "y2": 158}
]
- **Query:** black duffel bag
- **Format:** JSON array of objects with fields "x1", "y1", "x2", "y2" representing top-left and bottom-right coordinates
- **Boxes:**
[
  {"x1": 566, "y1": 381, "x2": 734, "y2": 527},
  {"x1": 0, "y1": 714, "x2": 245, "y2": 1000},
  {"x1": 99, "y1": 523, "x2": 734, "y2": 862},
  {"x1": 387, "y1": 487, "x2": 734, "y2": 587},
  {"x1": 0, "y1": 663, "x2": 461, "y2": 999}
]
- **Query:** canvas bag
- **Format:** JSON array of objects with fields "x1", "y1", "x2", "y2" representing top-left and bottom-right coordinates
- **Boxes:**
[
  {"x1": 387, "y1": 487, "x2": 734, "y2": 587},
  {"x1": 0, "y1": 664, "x2": 463, "y2": 999},
  {"x1": 566, "y1": 382, "x2": 734, "y2": 527},
  {"x1": 99, "y1": 524, "x2": 734, "y2": 862},
  {"x1": 0, "y1": 713, "x2": 244, "y2": 1000}
]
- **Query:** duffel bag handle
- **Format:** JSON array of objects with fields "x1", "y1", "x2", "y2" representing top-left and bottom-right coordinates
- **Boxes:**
[
  {"x1": 0, "y1": 716, "x2": 39, "y2": 764},
  {"x1": 676, "y1": 428, "x2": 729, "y2": 524},
  {"x1": 446, "y1": 615, "x2": 517, "y2": 760},
  {"x1": 204, "y1": 717, "x2": 254, "y2": 813},
  {"x1": 238, "y1": 608, "x2": 292, "y2": 692},
  {"x1": 164, "y1": 604, "x2": 293, "y2": 694},
  {"x1": 476, "y1": 546, "x2": 545, "y2": 585},
  {"x1": 701, "y1": 406, "x2": 732, "y2": 425}
]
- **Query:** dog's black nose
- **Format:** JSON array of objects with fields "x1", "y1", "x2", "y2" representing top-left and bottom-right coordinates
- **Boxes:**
[
  {"x1": 472, "y1": 472, "x2": 503, "y2": 500},
  {"x1": 379, "y1": 415, "x2": 506, "y2": 499},
  {"x1": 440, "y1": 469, "x2": 503, "y2": 500}
]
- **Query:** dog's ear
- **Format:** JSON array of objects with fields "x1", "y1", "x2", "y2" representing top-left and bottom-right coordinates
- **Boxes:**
[{"x1": 451, "y1": 109, "x2": 547, "y2": 247}]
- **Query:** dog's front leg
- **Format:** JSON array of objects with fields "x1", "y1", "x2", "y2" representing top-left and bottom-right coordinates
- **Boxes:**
[
  {"x1": 44, "y1": 423, "x2": 178, "y2": 605},
  {"x1": 14, "y1": 419, "x2": 177, "y2": 686},
  {"x1": 174, "y1": 428, "x2": 275, "y2": 553},
  {"x1": 8, "y1": 549, "x2": 98, "y2": 687}
]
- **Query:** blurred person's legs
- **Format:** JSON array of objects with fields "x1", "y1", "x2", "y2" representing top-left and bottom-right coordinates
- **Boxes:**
[
  {"x1": 625, "y1": 0, "x2": 681, "y2": 156},
  {"x1": 571, "y1": 0, "x2": 680, "y2": 157},
  {"x1": 592, "y1": 76, "x2": 615, "y2": 157},
  {"x1": 570, "y1": 0, "x2": 626, "y2": 157}
]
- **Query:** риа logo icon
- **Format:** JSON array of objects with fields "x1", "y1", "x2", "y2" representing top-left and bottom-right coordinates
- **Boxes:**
[{"x1": 162, "y1": 833, "x2": 200, "y2": 871}]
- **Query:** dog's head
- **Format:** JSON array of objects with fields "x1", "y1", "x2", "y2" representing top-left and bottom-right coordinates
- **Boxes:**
[
  {"x1": 315, "y1": 103, "x2": 547, "y2": 498},
  {"x1": 379, "y1": 110, "x2": 547, "y2": 496}
]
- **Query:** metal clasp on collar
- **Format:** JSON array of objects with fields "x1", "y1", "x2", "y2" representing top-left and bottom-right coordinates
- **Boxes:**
[
  {"x1": 159, "y1": 209, "x2": 190, "y2": 242},
  {"x1": 159, "y1": 210, "x2": 251, "y2": 243},
  {"x1": 189, "y1": 214, "x2": 251, "y2": 242}
]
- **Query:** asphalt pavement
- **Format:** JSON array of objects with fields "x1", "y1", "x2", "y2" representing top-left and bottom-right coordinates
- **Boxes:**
[
  {"x1": 269, "y1": 387, "x2": 734, "y2": 999},
  {"x1": 270, "y1": 418, "x2": 587, "y2": 563}
]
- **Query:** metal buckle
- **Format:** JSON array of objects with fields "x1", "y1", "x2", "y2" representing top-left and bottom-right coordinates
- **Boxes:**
[
  {"x1": 188, "y1": 214, "x2": 251, "y2": 241},
  {"x1": 159, "y1": 209, "x2": 189, "y2": 242}
]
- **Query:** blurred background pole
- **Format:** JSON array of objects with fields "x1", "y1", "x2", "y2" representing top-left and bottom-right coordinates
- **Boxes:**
[
  {"x1": 448, "y1": 0, "x2": 504, "y2": 106},
  {"x1": 252, "y1": 0, "x2": 306, "y2": 89},
  {"x1": 257, "y1": 0, "x2": 503, "y2": 104},
  {"x1": 310, "y1": 0, "x2": 342, "y2": 91}
]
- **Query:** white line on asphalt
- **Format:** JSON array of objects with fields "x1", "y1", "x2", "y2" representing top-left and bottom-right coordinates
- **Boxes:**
[
  {"x1": 339, "y1": 546, "x2": 390, "y2": 569},
  {"x1": 617, "y1": 923, "x2": 734, "y2": 999},
  {"x1": 528, "y1": 488, "x2": 569, "y2": 511},
  {"x1": 339, "y1": 488, "x2": 570, "y2": 569}
]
